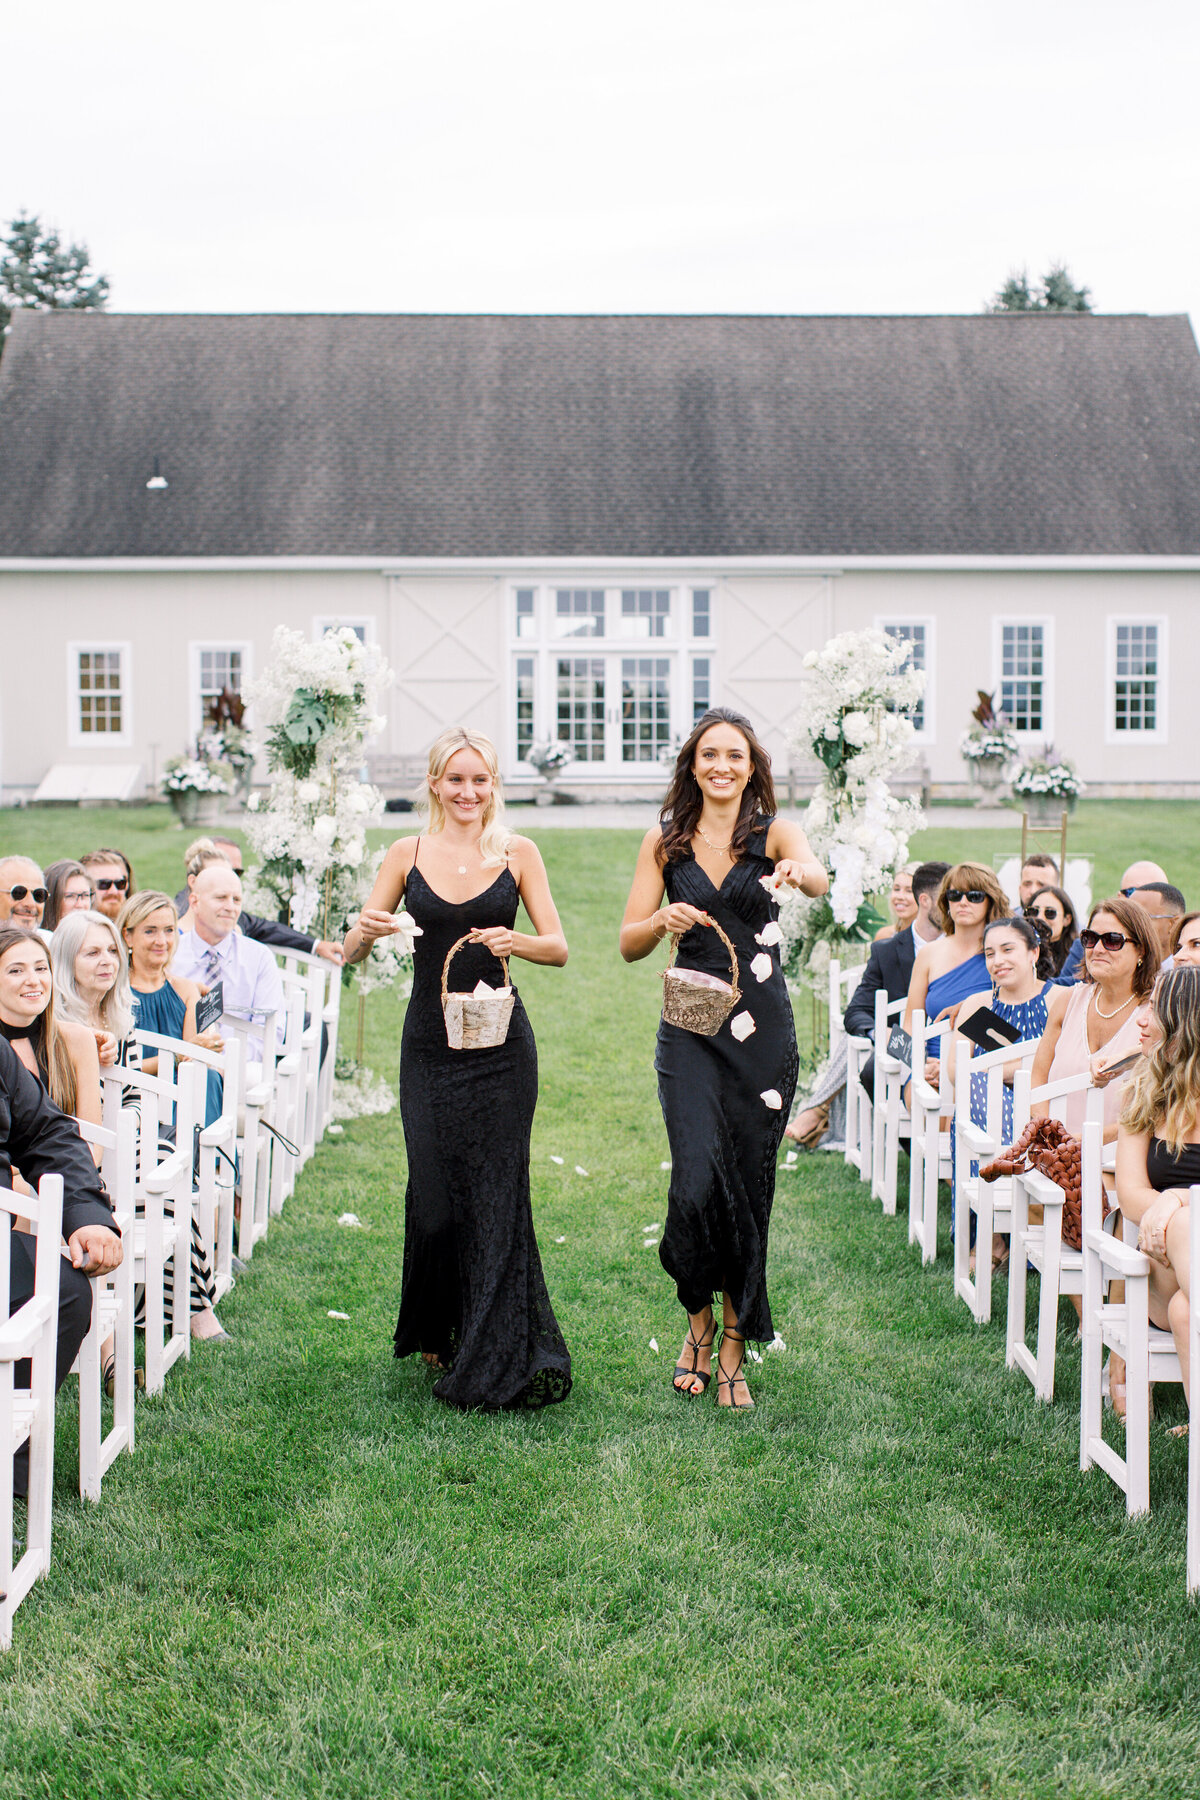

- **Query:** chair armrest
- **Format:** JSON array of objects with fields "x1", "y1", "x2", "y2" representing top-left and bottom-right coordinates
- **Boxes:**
[
  {"x1": 199, "y1": 1118, "x2": 235, "y2": 1148},
  {"x1": 142, "y1": 1147, "x2": 192, "y2": 1195},
  {"x1": 1085, "y1": 1230, "x2": 1150, "y2": 1277},
  {"x1": 878, "y1": 1054, "x2": 902, "y2": 1076},
  {"x1": 959, "y1": 1122, "x2": 995, "y2": 1156},
  {"x1": 0, "y1": 1295, "x2": 54, "y2": 1360},
  {"x1": 1022, "y1": 1170, "x2": 1065, "y2": 1208},
  {"x1": 277, "y1": 1054, "x2": 302, "y2": 1077},
  {"x1": 244, "y1": 1081, "x2": 272, "y2": 1108},
  {"x1": 912, "y1": 1078, "x2": 939, "y2": 1110}
]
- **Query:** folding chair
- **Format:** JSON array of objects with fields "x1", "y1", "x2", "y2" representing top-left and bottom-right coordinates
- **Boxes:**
[
  {"x1": 220, "y1": 1011, "x2": 283, "y2": 1245},
  {"x1": 278, "y1": 948, "x2": 329, "y2": 1163},
  {"x1": 845, "y1": 989, "x2": 904, "y2": 1190},
  {"x1": 951, "y1": 1037, "x2": 1040, "y2": 1321},
  {"x1": 134, "y1": 1030, "x2": 244, "y2": 1301},
  {"x1": 907, "y1": 1010, "x2": 955, "y2": 1264},
  {"x1": 873, "y1": 988, "x2": 913, "y2": 1217},
  {"x1": 1, "y1": 1172, "x2": 63, "y2": 1650},
  {"x1": 71, "y1": 1109, "x2": 137, "y2": 1500}
]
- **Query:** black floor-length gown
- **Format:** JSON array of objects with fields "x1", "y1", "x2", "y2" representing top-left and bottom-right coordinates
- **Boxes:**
[
  {"x1": 393, "y1": 853, "x2": 572, "y2": 1409},
  {"x1": 656, "y1": 819, "x2": 799, "y2": 1342}
]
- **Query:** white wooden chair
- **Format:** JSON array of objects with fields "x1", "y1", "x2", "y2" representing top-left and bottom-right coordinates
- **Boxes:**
[
  {"x1": 846, "y1": 988, "x2": 905, "y2": 1191},
  {"x1": 827, "y1": 956, "x2": 864, "y2": 1056},
  {"x1": 1005, "y1": 1066, "x2": 1105, "y2": 1402},
  {"x1": 221, "y1": 1010, "x2": 282, "y2": 1249},
  {"x1": 1079, "y1": 1120, "x2": 1183, "y2": 1517},
  {"x1": 70, "y1": 1109, "x2": 138, "y2": 1501},
  {"x1": 1, "y1": 1172, "x2": 63, "y2": 1650},
  {"x1": 279, "y1": 948, "x2": 330, "y2": 1163},
  {"x1": 1186, "y1": 1191, "x2": 1200, "y2": 1595},
  {"x1": 907, "y1": 1010, "x2": 955, "y2": 1264},
  {"x1": 269, "y1": 976, "x2": 309, "y2": 1213},
  {"x1": 951, "y1": 1038, "x2": 1041, "y2": 1321},
  {"x1": 873, "y1": 988, "x2": 913, "y2": 1217}
]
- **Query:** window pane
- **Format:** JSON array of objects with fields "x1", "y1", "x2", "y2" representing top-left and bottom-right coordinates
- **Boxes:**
[
  {"x1": 621, "y1": 658, "x2": 671, "y2": 763},
  {"x1": 883, "y1": 623, "x2": 927, "y2": 732},
  {"x1": 77, "y1": 650, "x2": 123, "y2": 735},
  {"x1": 691, "y1": 589, "x2": 711, "y2": 639},
  {"x1": 692, "y1": 657, "x2": 711, "y2": 724},
  {"x1": 619, "y1": 588, "x2": 672, "y2": 640},
  {"x1": 198, "y1": 647, "x2": 244, "y2": 718},
  {"x1": 1114, "y1": 623, "x2": 1158, "y2": 732},
  {"x1": 556, "y1": 657, "x2": 606, "y2": 761},
  {"x1": 515, "y1": 587, "x2": 536, "y2": 640},
  {"x1": 999, "y1": 624, "x2": 1044, "y2": 731},
  {"x1": 554, "y1": 588, "x2": 606, "y2": 638},
  {"x1": 515, "y1": 657, "x2": 535, "y2": 759}
]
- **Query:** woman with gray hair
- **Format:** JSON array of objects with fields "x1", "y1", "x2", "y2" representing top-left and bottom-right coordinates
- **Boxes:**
[{"x1": 50, "y1": 908, "x2": 135, "y2": 1064}]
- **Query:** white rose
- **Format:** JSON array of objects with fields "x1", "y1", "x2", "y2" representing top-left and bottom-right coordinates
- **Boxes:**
[
  {"x1": 802, "y1": 650, "x2": 819, "y2": 668},
  {"x1": 842, "y1": 711, "x2": 871, "y2": 748},
  {"x1": 823, "y1": 722, "x2": 841, "y2": 741},
  {"x1": 297, "y1": 780, "x2": 322, "y2": 805},
  {"x1": 312, "y1": 816, "x2": 337, "y2": 847}
]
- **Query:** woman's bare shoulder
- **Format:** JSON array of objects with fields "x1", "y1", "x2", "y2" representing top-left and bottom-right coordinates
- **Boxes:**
[{"x1": 59, "y1": 1018, "x2": 97, "y2": 1057}]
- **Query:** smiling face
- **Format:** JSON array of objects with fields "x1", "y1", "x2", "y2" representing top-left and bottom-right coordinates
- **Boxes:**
[
  {"x1": 1084, "y1": 908, "x2": 1141, "y2": 988},
  {"x1": 73, "y1": 921, "x2": 120, "y2": 1006},
  {"x1": 889, "y1": 871, "x2": 917, "y2": 929},
  {"x1": 431, "y1": 746, "x2": 494, "y2": 829},
  {"x1": 1026, "y1": 892, "x2": 1066, "y2": 942},
  {"x1": 192, "y1": 866, "x2": 243, "y2": 941},
  {"x1": 125, "y1": 906, "x2": 178, "y2": 980},
  {"x1": 0, "y1": 859, "x2": 46, "y2": 929},
  {"x1": 692, "y1": 722, "x2": 752, "y2": 807},
  {"x1": 0, "y1": 937, "x2": 52, "y2": 1026},
  {"x1": 1175, "y1": 918, "x2": 1200, "y2": 968},
  {"x1": 983, "y1": 925, "x2": 1037, "y2": 993},
  {"x1": 87, "y1": 860, "x2": 129, "y2": 920}
]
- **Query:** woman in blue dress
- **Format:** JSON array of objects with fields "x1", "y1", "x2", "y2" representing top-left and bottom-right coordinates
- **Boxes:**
[{"x1": 903, "y1": 864, "x2": 1009, "y2": 1100}]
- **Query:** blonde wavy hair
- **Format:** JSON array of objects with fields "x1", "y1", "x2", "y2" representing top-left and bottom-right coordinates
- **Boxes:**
[
  {"x1": 117, "y1": 890, "x2": 181, "y2": 960},
  {"x1": 1121, "y1": 967, "x2": 1200, "y2": 1156},
  {"x1": 424, "y1": 727, "x2": 511, "y2": 868},
  {"x1": 50, "y1": 908, "x2": 135, "y2": 1043}
]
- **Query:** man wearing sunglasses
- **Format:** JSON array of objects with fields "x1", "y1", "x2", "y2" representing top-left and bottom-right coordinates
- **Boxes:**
[
  {"x1": 1119, "y1": 859, "x2": 1167, "y2": 897},
  {"x1": 79, "y1": 849, "x2": 134, "y2": 924},
  {"x1": 0, "y1": 856, "x2": 48, "y2": 931}
]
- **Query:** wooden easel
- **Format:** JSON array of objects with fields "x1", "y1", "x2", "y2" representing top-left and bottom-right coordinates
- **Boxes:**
[{"x1": 1019, "y1": 809, "x2": 1069, "y2": 869}]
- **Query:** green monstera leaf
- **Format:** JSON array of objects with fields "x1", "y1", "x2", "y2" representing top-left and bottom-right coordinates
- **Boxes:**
[{"x1": 283, "y1": 688, "x2": 330, "y2": 747}]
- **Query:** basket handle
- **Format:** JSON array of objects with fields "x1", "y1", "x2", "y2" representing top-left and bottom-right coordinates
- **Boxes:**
[
  {"x1": 441, "y1": 932, "x2": 510, "y2": 1003},
  {"x1": 666, "y1": 916, "x2": 741, "y2": 998}
]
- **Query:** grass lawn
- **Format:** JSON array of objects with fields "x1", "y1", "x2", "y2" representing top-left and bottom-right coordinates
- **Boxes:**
[{"x1": 2, "y1": 802, "x2": 1200, "y2": 1798}]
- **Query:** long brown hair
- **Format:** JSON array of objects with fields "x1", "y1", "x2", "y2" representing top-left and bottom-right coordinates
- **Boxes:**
[
  {"x1": 657, "y1": 708, "x2": 776, "y2": 868},
  {"x1": 1121, "y1": 967, "x2": 1200, "y2": 1154},
  {"x1": 1081, "y1": 895, "x2": 1159, "y2": 1000},
  {"x1": 0, "y1": 926, "x2": 78, "y2": 1115}
]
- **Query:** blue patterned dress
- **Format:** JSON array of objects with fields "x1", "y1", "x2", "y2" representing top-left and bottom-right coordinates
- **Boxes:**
[{"x1": 950, "y1": 982, "x2": 1052, "y2": 1219}]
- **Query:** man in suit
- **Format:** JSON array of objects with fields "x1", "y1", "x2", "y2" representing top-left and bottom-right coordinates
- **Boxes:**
[
  {"x1": 3, "y1": 1037, "x2": 122, "y2": 1498},
  {"x1": 847, "y1": 861, "x2": 950, "y2": 1103}
]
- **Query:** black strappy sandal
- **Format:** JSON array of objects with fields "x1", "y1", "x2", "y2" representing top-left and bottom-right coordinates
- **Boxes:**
[
  {"x1": 716, "y1": 1329, "x2": 755, "y2": 1410},
  {"x1": 102, "y1": 1354, "x2": 145, "y2": 1400},
  {"x1": 673, "y1": 1313, "x2": 715, "y2": 1397}
]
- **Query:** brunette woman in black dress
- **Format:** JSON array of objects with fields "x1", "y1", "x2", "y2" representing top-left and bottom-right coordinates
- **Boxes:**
[
  {"x1": 344, "y1": 727, "x2": 572, "y2": 1410},
  {"x1": 620, "y1": 709, "x2": 827, "y2": 1408}
]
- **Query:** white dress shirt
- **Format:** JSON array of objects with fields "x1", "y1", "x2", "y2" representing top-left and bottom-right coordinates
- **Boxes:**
[{"x1": 172, "y1": 927, "x2": 286, "y2": 1043}]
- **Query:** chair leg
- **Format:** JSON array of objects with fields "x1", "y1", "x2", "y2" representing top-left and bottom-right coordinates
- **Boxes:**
[
  {"x1": 1126, "y1": 1280, "x2": 1152, "y2": 1517},
  {"x1": 1036, "y1": 1221, "x2": 1062, "y2": 1403}
]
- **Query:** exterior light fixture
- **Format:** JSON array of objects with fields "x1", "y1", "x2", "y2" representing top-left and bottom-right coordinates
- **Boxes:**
[{"x1": 146, "y1": 455, "x2": 168, "y2": 491}]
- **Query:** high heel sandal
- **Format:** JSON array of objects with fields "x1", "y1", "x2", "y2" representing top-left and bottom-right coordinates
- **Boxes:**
[
  {"x1": 102, "y1": 1354, "x2": 145, "y2": 1400},
  {"x1": 673, "y1": 1314, "x2": 715, "y2": 1397},
  {"x1": 716, "y1": 1328, "x2": 755, "y2": 1410}
]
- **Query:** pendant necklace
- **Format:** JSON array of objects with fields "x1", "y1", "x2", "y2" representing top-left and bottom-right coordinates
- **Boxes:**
[{"x1": 697, "y1": 823, "x2": 734, "y2": 855}]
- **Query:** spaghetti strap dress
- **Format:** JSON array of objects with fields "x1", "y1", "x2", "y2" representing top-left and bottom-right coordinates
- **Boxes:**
[
  {"x1": 392, "y1": 841, "x2": 572, "y2": 1411},
  {"x1": 655, "y1": 818, "x2": 798, "y2": 1343}
]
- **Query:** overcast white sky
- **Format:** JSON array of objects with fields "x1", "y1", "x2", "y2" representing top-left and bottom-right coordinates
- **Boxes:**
[{"x1": 4, "y1": 0, "x2": 1197, "y2": 324}]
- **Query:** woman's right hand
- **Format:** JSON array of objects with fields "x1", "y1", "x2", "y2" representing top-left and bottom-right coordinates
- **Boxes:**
[
  {"x1": 658, "y1": 903, "x2": 712, "y2": 938},
  {"x1": 193, "y1": 1026, "x2": 225, "y2": 1054},
  {"x1": 355, "y1": 907, "x2": 404, "y2": 948}
]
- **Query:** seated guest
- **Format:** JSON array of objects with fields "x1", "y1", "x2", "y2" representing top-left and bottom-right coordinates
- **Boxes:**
[
  {"x1": 171, "y1": 864, "x2": 287, "y2": 1053},
  {"x1": 1024, "y1": 884, "x2": 1079, "y2": 978},
  {"x1": 1115, "y1": 967, "x2": 1200, "y2": 1426},
  {"x1": 905, "y1": 864, "x2": 1009, "y2": 1101},
  {"x1": 1018, "y1": 853, "x2": 1059, "y2": 909},
  {"x1": 0, "y1": 857, "x2": 47, "y2": 933},
  {"x1": 835, "y1": 860, "x2": 949, "y2": 1115},
  {"x1": 1127, "y1": 881, "x2": 1186, "y2": 966},
  {"x1": 79, "y1": 848, "x2": 135, "y2": 923},
  {"x1": 49, "y1": 910, "x2": 135, "y2": 1071},
  {"x1": 119, "y1": 891, "x2": 224, "y2": 1125},
  {"x1": 0, "y1": 927, "x2": 103, "y2": 1145},
  {"x1": 1120, "y1": 859, "x2": 1168, "y2": 896},
  {"x1": 176, "y1": 838, "x2": 343, "y2": 963},
  {"x1": 872, "y1": 864, "x2": 919, "y2": 942},
  {"x1": 1172, "y1": 913, "x2": 1200, "y2": 968},
  {"x1": 2, "y1": 1023, "x2": 121, "y2": 1501},
  {"x1": 41, "y1": 860, "x2": 94, "y2": 933}
]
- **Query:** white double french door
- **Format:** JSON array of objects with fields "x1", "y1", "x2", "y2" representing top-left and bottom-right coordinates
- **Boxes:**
[{"x1": 553, "y1": 652, "x2": 676, "y2": 770}]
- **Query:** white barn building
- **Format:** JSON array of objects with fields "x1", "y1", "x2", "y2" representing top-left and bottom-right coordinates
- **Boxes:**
[{"x1": 0, "y1": 310, "x2": 1198, "y2": 801}]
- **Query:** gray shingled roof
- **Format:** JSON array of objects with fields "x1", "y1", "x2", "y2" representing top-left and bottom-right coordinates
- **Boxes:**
[{"x1": 0, "y1": 310, "x2": 1198, "y2": 557}]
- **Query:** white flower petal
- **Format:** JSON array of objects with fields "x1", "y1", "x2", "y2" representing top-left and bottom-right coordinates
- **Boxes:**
[
  {"x1": 761, "y1": 1089, "x2": 783, "y2": 1110},
  {"x1": 327, "y1": 1310, "x2": 350, "y2": 1320},
  {"x1": 649, "y1": 1338, "x2": 659, "y2": 1352},
  {"x1": 642, "y1": 1222, "x2": 661, "y2": 1232},
  {"x1": 554, "y1": 1235, "x2": 566, "y2": 1243},
  {"x1": 784, "y1": 1150, "x2": 798, "y2": 1166},
  {"x1": 750, "y1": 953, "x2": 773, "y2": 983},
  {"x1": 327, "y1": 1123, "x2": 344, "y2": 1136},
  {"x1": 755, "y1": 921, "x2": 784, "y2": 947},
  {"x1": 768, "y1": 1334, "x2": 787, "y2": 1352},
  {"x1": 659, "y1": 1160, "x2": 671, "y2": 1170},
  {"x1": 337, "y1": 1212, "x2": 363, "y2": 1227},
  {"x1": 575, "y1": 1166, "x2": 589, "y2": 1176},
  {"x1": 730, "y1": 1010, "x2": 756, "y2": 1042},
  {"x1": 749, "y1": 1348, "x2": 763, "y2": 1364},
  {"x1": 642, "y1": 1238, "x2": 658, "y2": 1248},
  {"x1": 550, "y1": 1155, "x2": 564, "y2": 1164}
]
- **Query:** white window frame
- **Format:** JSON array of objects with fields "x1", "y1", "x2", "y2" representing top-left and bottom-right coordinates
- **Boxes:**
[
  {"x1": 67, "y1": 641, "x2": 133, "y2": 749},
  {"x1": 1105, "y1": 615, "x2": 1168, "y2": 746},
  {"x1": 993, "y1": 615, "x2": 1054, "y2": 741},
  {"x1": 312, "y1": 615, "x2": 377, "y2": 644},
  {"x1": 188, "y1": 640, "x2": 254, "y2": 743},
  {"x1": 875, "y1": 616, "x2": 935, "y2": 742}
]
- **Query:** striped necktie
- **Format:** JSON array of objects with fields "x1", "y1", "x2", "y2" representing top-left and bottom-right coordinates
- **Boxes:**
[{"x1": 202, "y1": 944, "x2": 221, "y2": 986}]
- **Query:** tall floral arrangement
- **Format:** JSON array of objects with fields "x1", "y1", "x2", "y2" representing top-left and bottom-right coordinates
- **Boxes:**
[
  {"x1": 244, "y1": 625, "x2": 393, "y2": 953},
  {"x1": 780, "y1": 629, "x2": 926, "y2": 989}
]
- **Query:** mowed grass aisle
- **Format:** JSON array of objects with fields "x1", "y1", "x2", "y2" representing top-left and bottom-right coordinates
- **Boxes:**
[{"x1": 2, "y1": 812, "x2": 1200, "y2": 1797}]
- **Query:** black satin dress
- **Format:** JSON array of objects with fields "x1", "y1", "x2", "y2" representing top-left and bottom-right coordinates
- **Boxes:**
[
  {"x1": 656, "y1": 819, "x2": 799, "y2": 1342},
  {"x1": 393, "y1": 852, "x2": 572, "y2": 1410}
]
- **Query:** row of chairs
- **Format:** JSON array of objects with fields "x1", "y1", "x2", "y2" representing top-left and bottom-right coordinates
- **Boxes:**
[
  {"x1": 2, "y1": 947, "x2": 342, "y2": 1649},
  {"x1": 830, "y1": 958, "x2": 1200, "y2": 1595}
]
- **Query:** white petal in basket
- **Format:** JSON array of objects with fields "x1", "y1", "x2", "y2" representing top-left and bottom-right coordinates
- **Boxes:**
[
  {"x1": 472, "y1": 979, "x2": 512, "y2": 999},
  {"x1": 750, "y1": 952, "x2": 773, "y2": 983},
  {"x1": 755, "y1": 921, "x2": 784, "y2": 947},
  {"x1": 730, "y1": 1010, "x2": 756, "y2": 1042},
  {"x1": 761, "y1": 1089, "x2": 783, "y2": 1110}
]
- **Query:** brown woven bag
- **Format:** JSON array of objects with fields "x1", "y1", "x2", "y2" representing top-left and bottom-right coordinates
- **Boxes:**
[
  {"x1": 979, "y1": 1116, "x2": 1109, "y2": 1250},
  {"x1": 661, "y1": 919, "x2": 742, "y2": 1037},
  {"x1": 441, "y1": 934, "x2": 515, "y2": 1050}
]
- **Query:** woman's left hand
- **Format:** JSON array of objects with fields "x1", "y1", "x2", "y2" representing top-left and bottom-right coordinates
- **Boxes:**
[
  {"x1": 93, "y1": 1029, "x2": 119, "y2": 1067},
  {"x1": 470, "y1": 926, "x2": 514, "y2": 960},
  {"x1": 1137, "y1": 1193, "x2": 1183, "y2": 1265}
]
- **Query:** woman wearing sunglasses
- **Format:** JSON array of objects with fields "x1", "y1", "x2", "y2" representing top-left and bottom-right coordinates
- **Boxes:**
[
  {"x1": 904, "y1": 863, "x2": 1007, "y2": 1069},
  {"x1": 1024, "y1": 884, "x2": 1078, "y2": 979}
]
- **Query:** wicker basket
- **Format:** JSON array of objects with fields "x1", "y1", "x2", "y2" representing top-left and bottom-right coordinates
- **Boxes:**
[
  {"x1": 441, "y1": 933, "x2": 515, "y2": 1050},
  {"x1": 661, "y1": 918, "x2": 741, "y2": 1036}
]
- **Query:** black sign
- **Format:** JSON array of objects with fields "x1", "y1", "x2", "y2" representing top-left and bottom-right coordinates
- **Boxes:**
[
  {"x1": 957, "y1": 1007, "x2": 1022, "y2": 1052},
  {"x1": 886, "y1": 1024, "x2": 913, "y2": 1074},
  {"x1": 194, "y1": 982, "x2": 224, "y2": 1036}
]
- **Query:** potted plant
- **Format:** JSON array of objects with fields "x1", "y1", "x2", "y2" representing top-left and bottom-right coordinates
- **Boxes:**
[
  {"x1": 203, "y1": 686, "x2": 257, "y2": 805},
  {"x1": 1010, "y1": 745, "x2": 1084, "y2": 821},
  {"x1": 959, "y1": 691, "x2": 1018, "y2": 802},
  {"x1": 528, "y1": 738, "x2": 572, "y2": 806},
  {"x1": 161, "y1": 756, "x2": 232, "y2": 826}
]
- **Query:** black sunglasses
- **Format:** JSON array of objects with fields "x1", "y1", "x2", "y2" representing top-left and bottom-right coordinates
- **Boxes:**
[
  {"x1": 946, "y1": 888, "x2": 987, "y2": 905},
  {"x1": 94, "y1": 876, "x2": 128, "y2": 892},
  {"x1": 1080, "y1": 928, "x2": 1132, "y2": 952},
  {"x1": 1, "y1": 885, "x2": 48, "y2": 903}
]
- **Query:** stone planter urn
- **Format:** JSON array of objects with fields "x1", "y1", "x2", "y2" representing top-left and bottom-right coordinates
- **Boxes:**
[
  {"x1": 167, "y1": 788, "x2": 201, "y2": 827},
  {"x1": 195, "y1": 793, "x2": 223, "y2": 825},
  {"x1": 1021, "y1": 792, "x2": 1076, "y2": 824},
  {"x1": 968, "y1": 756, "x2": 1007, "y2": 804}
]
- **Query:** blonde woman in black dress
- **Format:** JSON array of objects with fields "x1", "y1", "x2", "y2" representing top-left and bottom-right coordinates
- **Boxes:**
[
  {"x1": 621, "y1": 708, "x2": 827, "y2": 1408},
  {"x1": 344, "y1": 727, "x2": 572, "y2": 1410}
]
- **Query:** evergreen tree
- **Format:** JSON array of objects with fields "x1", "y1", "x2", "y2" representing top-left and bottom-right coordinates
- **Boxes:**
[
  {"x1": 990, "y1": 262, "x2": 1092, "y2": 313},
  {"x1": 0, "y1": 212, "x2": 109, "y2": 339}
]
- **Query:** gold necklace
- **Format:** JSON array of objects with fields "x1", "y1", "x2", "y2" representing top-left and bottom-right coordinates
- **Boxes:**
[
  {"x1": 1092, "y1": 989, "x2": 1136, "y2": 1019},
  {"x1": 697, "y1": 824, "x2": 734, "y2": 855}
]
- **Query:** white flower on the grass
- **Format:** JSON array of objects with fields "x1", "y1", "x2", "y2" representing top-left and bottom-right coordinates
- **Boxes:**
[
  {"x1": 750, "y1": 952, "x2": 772, "y2": 983},
  {"x1": 554, "y1": 1235, "x2": 566, "y2": 1243},
  {"x1": 784, "y1": 1151, "x2": 798, "y2": 1166},
  {"x1": 575, "y1": 1166, "x2": 589, "y2": 1176},
  {"x1": 749, "y1": 1348, "x2": 763, "y2": 1363},
  {"x1": 649, "y1": 1338, "x2": 659, "y2": 1353},
  {"x1": 327, "y1": 1123, "x2": 344, "y2": 1136},
  {"x1": 642, "y1": 1239, "x2": 658, "y2": 1248},
  {"x1": 659, "y1": 1160, "x2": 671, "y2": 1170},
  {"x1": 337, "y1": 1212, "x2": 363, "y2": 1227},
  {"x1": 642, "y1": 1222, "x2": 661, "y2": 1232},
  {"x1": 755, "y1": 921, "x2": 784, "y2": 947},
  {"x1": 550, "y1": 1155, "x2": 564, "y2": 1165},
  {"x1": 768, "y1": 1334, "x2": 787, "y2": 1352},
  {"x1": 327, "y1": 1310, "x2": 350, "y2": 1320},
  {"x1": 761, "y1": 1089, "x2": 783, "y2": 1110},
  {"x1": 730, "y1": 1010, "x2": 756, "y2": 1042}
]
